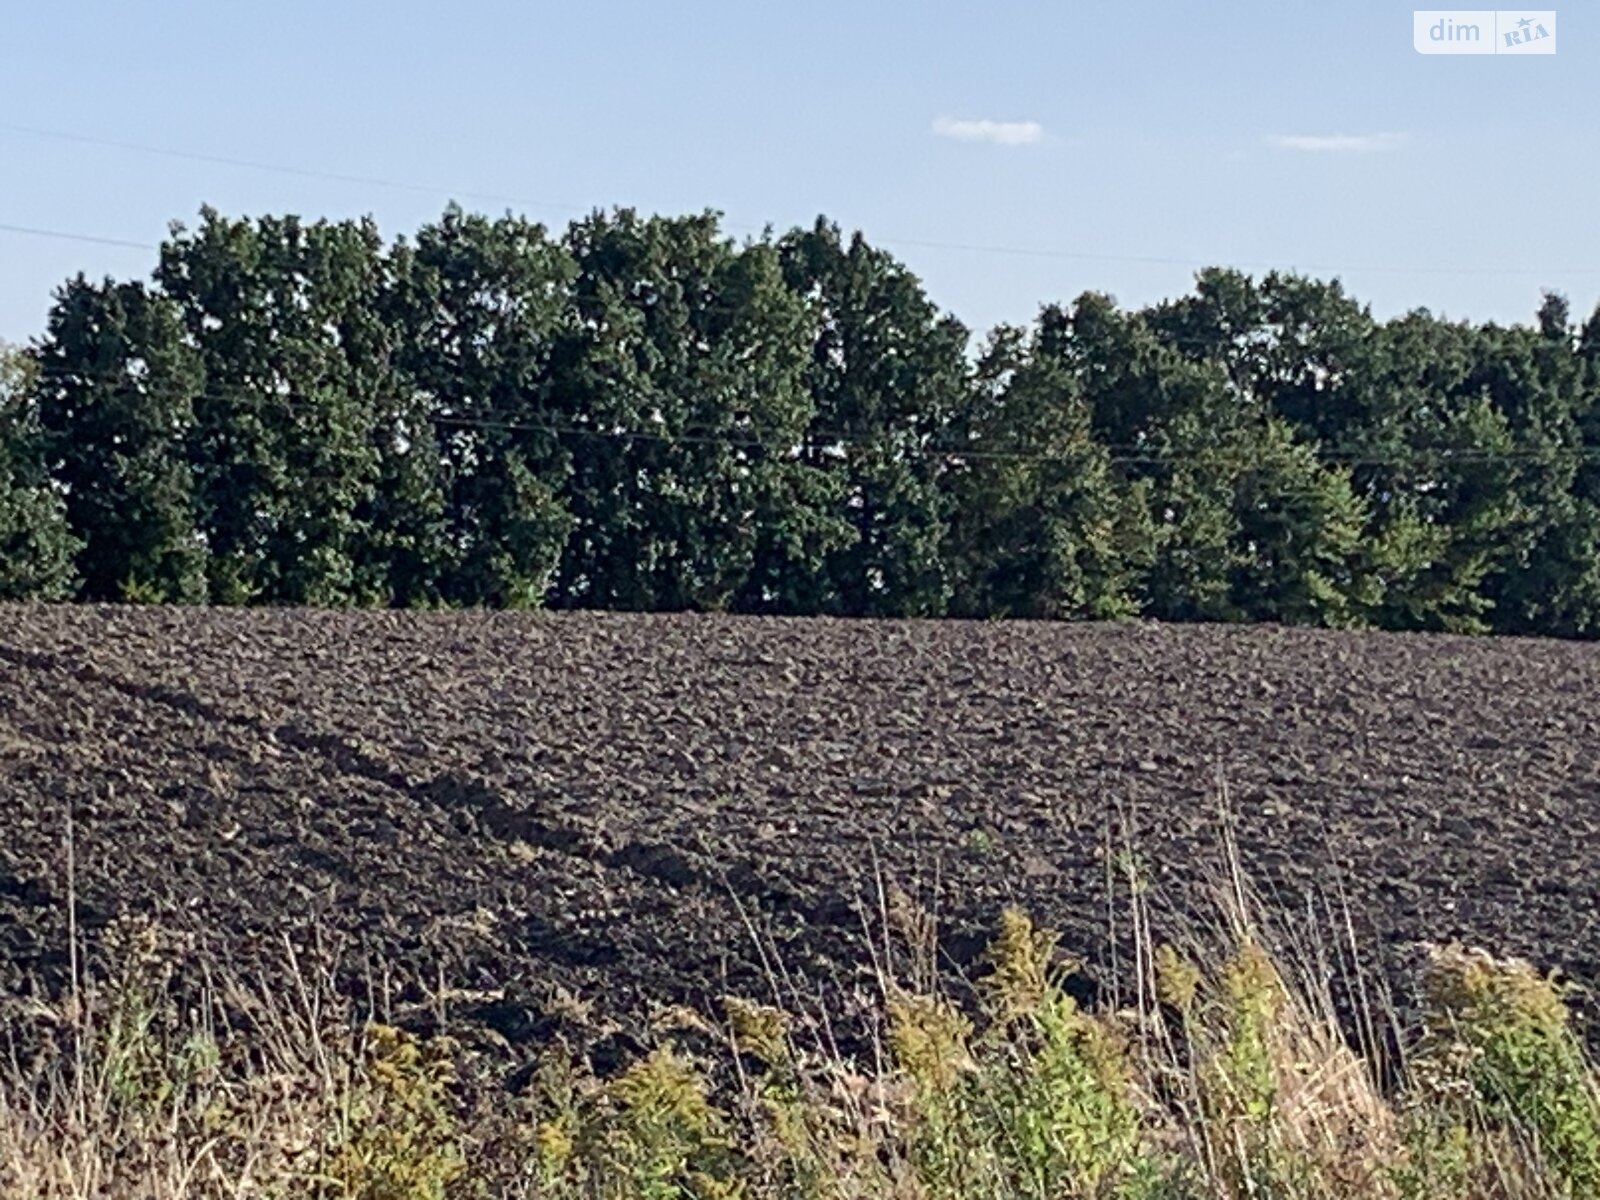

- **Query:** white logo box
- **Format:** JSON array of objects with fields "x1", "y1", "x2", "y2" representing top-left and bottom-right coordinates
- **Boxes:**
[{"x1": 1414, "y1": 10, "x2": 1557, "y2": 54}]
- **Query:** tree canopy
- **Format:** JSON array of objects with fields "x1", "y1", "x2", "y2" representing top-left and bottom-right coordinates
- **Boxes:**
[{"x1": 4, "y1": 204, "x2": 1598, "y2": 638}]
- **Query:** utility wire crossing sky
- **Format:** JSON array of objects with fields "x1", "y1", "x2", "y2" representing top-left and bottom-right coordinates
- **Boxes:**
[{"x1": 1, "y1": 1, "x2": 1595, "y2": 343}]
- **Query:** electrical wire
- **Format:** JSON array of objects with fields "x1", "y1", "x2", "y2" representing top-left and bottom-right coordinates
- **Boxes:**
[
  {"x1": 18, "y1": 362, "x2": 1600, "y2": 474},
  {"x1": 6, "y1": 119, "x2": 1600, "y2": 277}
]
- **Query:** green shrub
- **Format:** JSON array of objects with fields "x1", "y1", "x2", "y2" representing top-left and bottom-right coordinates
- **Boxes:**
[
  {"x1": 1405, "y1": 943, "x2": 1600, "y2": 1197},
  {"x1": 890, "y1": 908, "x2": 1177, "y2": 1199},
  {"x1": 324, "y1": 1023, "x2": 465, "y2": 1200}
]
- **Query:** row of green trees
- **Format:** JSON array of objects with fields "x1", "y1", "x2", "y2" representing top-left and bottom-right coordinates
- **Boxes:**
[{"x1": 4, "y1": 205, "x2": 1600, "y2": 635}]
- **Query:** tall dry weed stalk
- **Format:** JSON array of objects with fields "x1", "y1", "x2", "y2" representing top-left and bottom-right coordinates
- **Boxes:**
[{"x1": 5, "y1": 811, "x2": 1600, "y2": 1198}]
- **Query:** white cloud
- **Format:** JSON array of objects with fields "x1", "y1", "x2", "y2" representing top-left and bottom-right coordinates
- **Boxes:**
[
  {"x1": 932, "y1": 116, "x2": 1045, "y2": 146},
  {"x1": 1267, "y1": 132, "x2": 1408, "y2": 154}
]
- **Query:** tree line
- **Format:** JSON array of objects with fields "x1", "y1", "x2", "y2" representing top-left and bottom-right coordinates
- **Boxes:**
[{"x1": 4, "y1": 204, "x2": 1600, "y2": 636}]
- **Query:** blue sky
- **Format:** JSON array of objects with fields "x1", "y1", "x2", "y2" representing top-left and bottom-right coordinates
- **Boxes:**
[{"x1": 1, "y1": 1, "x2": 1595, "y2": 344}]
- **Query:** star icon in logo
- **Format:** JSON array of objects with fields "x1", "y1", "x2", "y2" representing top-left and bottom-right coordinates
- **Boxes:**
[{"x1": 1517, "y1": 16, "x2": 1534, "y2": 29}]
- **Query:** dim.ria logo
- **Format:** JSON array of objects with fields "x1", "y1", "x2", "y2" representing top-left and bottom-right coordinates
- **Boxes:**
[
  {"x1": 1413, "y1": 10, "x2": 1557, "y2": 54},
  {"x1": 1501, "y1": 14, "x2": 1552, "y2": 46}
]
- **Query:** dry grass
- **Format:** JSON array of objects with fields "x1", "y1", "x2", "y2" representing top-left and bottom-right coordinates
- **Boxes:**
[{"x1": 3, "y1": 851, "x2": 1598, "y2": 1199}]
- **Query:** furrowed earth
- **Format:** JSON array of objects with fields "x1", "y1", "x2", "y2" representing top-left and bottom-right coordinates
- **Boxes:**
[{"x1": 3, "y1": 606, "x2": 1599, "y2": 1066}]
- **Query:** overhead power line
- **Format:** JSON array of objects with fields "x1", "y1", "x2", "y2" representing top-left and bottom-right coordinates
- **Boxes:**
[
  {"x1": 0, "y1": 221, "x2": 157, "y2": 251},
  {"x1": 4, "y1": 120, "x2": 1599, "y2": 278},
  {"x1": 23, "y1": 363, "x2": 1600, "y2": 472},
  {"x1": 0, "y1": 121, "x2": 588, "y2": 219}
]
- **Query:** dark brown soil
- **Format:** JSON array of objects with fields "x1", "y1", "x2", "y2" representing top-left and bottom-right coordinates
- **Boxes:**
[{"x1": 4, "y1": 606, "x2": 1600, "y2": 1064}]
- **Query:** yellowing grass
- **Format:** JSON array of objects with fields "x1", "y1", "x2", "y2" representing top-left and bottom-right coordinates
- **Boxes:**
[{"x1": 4, "y1": 893, "x2": 1598, "y2": 1199}]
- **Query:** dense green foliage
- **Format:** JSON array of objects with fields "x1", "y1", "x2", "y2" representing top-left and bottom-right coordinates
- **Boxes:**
[
  {"x1": 0, "y1": 346, "x2": 78, "y2": 600},
  {"x1": 6, "y1": 204, "x2": 1600, "y2": 635}
]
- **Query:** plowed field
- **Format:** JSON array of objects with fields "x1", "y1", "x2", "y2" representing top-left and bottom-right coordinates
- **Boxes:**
[{"x1": 4, "y1": 607, "x2": 1599, "y2": 1057}]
